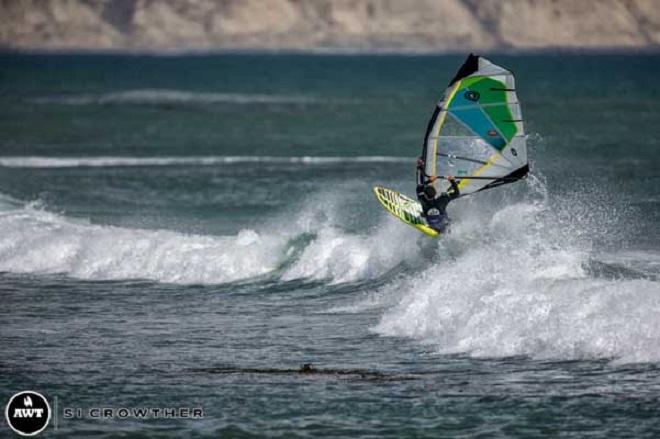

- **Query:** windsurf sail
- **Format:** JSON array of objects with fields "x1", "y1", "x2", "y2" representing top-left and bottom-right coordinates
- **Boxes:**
[{"x1": 418, "y1": 54, "x2": 529, "y2": 196}]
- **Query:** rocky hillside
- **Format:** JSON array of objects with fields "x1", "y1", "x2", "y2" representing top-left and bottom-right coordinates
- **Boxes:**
[{"x1": 1, "y1": 0, "x2": 659, "y2": 52}]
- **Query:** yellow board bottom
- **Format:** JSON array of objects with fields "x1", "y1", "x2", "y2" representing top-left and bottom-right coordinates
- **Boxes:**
[{"x1": 372, "y1": 186, "x2": 439, "y2": 238}]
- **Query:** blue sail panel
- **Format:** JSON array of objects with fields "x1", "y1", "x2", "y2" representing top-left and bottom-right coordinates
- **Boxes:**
[{"x1": 448, "y1": 90, "x2": 506, "y2": 151}]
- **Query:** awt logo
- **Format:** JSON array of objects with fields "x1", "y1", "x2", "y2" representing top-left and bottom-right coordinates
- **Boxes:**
[{"x1": 5, "y1": 391, "x2": 51, "y2": 436}]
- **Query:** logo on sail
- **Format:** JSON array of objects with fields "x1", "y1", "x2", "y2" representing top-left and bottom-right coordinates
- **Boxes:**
[
  {"x1": 464, "y1": 90, "x2": 480, "y2": 101},
  {"x1": 5, "y1": 391, "x2": 51, "y2": 436}
]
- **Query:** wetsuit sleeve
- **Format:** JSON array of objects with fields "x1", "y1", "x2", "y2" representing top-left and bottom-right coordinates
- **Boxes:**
[
  {"x1": 417, "y1": 189, "x2": 431, "y2": 216},
  {"x1": 448, "y1": 179, "x2": 460, "y2": 199}
]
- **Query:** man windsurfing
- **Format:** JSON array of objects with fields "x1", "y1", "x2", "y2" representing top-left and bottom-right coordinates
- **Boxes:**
[
  {"x1": 416, "y1": 158, "x2": 460, "y2": 232},
  {"x1": 372, "y1": 54, "x2": 528, "y2": 238}
]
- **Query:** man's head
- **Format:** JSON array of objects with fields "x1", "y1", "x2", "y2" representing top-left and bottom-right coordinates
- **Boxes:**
[{"x1": 423, "y1": 185, "x2": 436, "y2": 200}]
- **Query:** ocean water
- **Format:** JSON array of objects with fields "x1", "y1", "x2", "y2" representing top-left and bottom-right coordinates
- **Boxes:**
[{"x1": 1, "y1": 53, "x2": 659, "y2": 437}]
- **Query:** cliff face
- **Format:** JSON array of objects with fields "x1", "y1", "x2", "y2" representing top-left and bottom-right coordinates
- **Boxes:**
[{"x1": 1, "y1": 0, "x2": 659, "y2": 52}]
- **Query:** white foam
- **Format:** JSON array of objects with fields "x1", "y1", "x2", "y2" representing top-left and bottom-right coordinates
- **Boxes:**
[
  {"x1": 272, "y1": 185, "x2": 425, "y2": 284},
  {"x1": 373, "y1": 193, "x2": 660, "y2": 363},
  {"x1": 0, "y1": 188, "x2": 420, "y2": 285},
  {"x1": 0, "y1": 203, "x2": 286, "y2": 284},
  {"x1": 0, "y1": 156, "x2": 409, "y2": 169},
  {"x1": 282, "y1": 219, "x2": 420, "y2": 284}
]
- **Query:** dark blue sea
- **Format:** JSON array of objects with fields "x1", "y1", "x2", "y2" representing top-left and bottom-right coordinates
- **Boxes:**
[{"x1": 1, "y1": 53, "x2": 659, "y2": 437}]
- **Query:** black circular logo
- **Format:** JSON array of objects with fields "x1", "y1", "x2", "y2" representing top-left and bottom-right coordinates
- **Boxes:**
[
  {"x1": 5, "y1": 391, "x2": 51, "y2": 436},
  {"x1": 511, "y1": 148, "x2": 518, "y2": 157},
  {"x1": 464, "y1": 90, "x2": 480, "y2": 102}
]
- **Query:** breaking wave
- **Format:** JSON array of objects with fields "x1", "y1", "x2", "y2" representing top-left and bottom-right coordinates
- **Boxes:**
[
  {"x1": 0, "y1": 203, "x2": 285, "y2": 284},
  {"x1": 369, "y1": 180, "x2": 660, "y2": 364},
  {"x1": 28, "y1": 89, "x2": 327, "y2": 106},
  {"x1": 1, "y1": 175, "x2": 659, "y2": 363},
  {"x1": 0, "y1": 190, "x2": 416, "y2": 284}
]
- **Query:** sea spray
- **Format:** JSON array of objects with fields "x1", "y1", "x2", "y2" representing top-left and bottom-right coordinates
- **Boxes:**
[{"x1": 373, "y1": 179, "x2": 660, "y2": 363}]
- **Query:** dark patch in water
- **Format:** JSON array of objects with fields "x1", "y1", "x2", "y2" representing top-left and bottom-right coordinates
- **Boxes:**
[
  {"x1": 189, "y1": 363, "x2": 418, "y2": 382},
  {"x1": 584, "y1": 259, "x2": 658, "y2": 281}
]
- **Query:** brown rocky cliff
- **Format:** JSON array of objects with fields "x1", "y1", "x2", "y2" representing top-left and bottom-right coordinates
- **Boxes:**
[{"x1": 1, "y1": 0, "x2": 659, "y2": 51}]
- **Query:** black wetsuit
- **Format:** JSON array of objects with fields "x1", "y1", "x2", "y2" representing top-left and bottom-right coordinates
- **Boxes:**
[{"x1": 416, "y1": 179, "x2": 460, "y2": 219}]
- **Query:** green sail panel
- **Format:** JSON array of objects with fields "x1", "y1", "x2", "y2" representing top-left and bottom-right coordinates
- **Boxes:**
[{"x1": 463, "y1": 77, "x2": 518, "y2": 142}]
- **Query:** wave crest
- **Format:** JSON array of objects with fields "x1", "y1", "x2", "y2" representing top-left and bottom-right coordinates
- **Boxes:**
[{"x1": 29, "y1": 89, "x2": 325, "y2": 106}]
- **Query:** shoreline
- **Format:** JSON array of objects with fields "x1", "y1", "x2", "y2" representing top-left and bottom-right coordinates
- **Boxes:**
[{"x1": 3, "y1": 46, "x2": 660, "y2": 57}]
